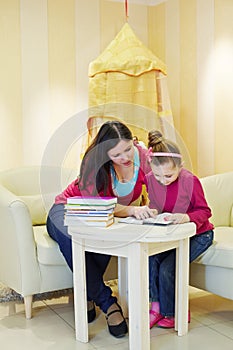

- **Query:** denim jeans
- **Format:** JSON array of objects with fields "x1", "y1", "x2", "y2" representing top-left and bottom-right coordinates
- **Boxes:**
[
  {"x1": 149, "y1": 230, "x2": 214, "y2": 316},
  {"x1": 46, "y1": 204, "x2": 117, "y2": 313}
]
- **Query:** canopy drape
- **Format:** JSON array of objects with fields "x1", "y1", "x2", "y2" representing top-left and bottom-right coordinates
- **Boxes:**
[{"x1": 85, "y1": 23, "x2": 175, "y2": 148}]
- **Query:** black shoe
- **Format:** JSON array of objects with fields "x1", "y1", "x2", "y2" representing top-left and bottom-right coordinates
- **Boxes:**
[
  {"x1": 106, "y1": 303, "x2": 128, "y2": 338},
  {"x1": 87, "y1": 301, "x2": 96, "y2": 323}
]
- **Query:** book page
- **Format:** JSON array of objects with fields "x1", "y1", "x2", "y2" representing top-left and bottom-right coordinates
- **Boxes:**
[
  {"x1": 143, "y1": 213, "x2": 173, "y2": 225},
  {"x1": 119, "y1": 213, "x2": 172, "y2": 225}
]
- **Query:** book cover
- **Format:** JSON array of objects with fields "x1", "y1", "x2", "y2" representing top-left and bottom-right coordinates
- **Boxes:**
[
  {"x1": 64, "y1": 216, "x2": 114, "y2": 227},
  {"x1": 65, "y1": 211, "x2": 113, "y2": 216},
  {"x1": 67, "y1": 196, "x2": 117, "y2": 205},
  {"x1": 119, "y1": 213, "x2": 173, "y2": 226},
  {"x1": 65, "y1": 206, "x2": 115, "y2": 214},
  {"x1": 65, "y1": 213, "x2": 114, "y2": 220}
]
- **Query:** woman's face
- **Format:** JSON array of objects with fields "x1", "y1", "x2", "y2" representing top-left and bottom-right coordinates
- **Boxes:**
[
  {"x1": 150, "y1": 160, "x2": 181, "y2": 186},
  {"x1": 107, "y1": 139, "x2": 134, "y2": 167}
]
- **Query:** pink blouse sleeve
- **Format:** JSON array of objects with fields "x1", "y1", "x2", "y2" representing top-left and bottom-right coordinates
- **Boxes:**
[{"x1": 55, "y1": 180, "x2": 80, "y2": 204}]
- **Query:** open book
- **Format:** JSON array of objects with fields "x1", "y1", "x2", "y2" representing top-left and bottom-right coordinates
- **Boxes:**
[{"x1": 119, "y1": 212, "x2": 173, "y2": 226}]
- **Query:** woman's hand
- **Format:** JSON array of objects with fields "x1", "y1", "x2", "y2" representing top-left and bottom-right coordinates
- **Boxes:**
[
  {"x1": 164, "y1": 213, "x2": 190, "y2": 224},
  {"x1": 114, "y1": 204, "x2": 157, "y2": 219},
  {"x1": 132, "y1": 206, "x2": 158, "y2": 220}
]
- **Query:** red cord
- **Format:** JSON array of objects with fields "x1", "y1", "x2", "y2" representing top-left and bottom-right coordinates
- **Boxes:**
[{"x1": 125, "y1": 0, "x2": 128, "y2": 19}]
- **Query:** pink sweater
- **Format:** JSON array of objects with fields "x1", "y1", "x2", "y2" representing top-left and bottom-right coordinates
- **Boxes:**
[
  {"x1": 55, "y1": 145, "x2": 150, "y2": 207},
  {"x1": 145, "y1": 168, "x2": 214, "y2": 234}
]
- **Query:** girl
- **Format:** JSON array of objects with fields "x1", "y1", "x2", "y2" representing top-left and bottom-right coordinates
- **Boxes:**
[{"x1": 145, "y1": 130, "x2": 214, "y2": 329}]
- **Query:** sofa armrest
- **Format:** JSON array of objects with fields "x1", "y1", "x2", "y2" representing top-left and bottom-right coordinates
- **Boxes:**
[{"x1": 0, "y1": 185, "x2": 40, "y2": 295}]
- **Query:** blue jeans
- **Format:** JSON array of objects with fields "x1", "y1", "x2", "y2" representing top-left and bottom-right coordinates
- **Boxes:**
[
  {"x1": 46, "y1": 204, "x2": 117, "y2": 313},
  {"x1": 149, "y1": 230, "x2": 214, "y2": 317}
]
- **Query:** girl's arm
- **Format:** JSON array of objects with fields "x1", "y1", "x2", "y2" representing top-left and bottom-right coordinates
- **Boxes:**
[
  {"x1": 164, "y1": 213, "x2": 190, "y2": 224},
  {"x1": 163, "y1": 176, "x2": 212, "y2": 227},
  {"x1": 186, "y1": 176, "x2": 212, "y2": 228}
]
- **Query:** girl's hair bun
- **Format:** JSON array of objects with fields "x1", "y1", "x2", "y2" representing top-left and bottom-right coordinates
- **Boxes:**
[{"x1": 148, "y1": 130, "x2": 164, "y2": 148}]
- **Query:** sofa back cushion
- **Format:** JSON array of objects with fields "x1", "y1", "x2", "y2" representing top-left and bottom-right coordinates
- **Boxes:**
[
  {"x1": 0, "y1": 166, "x2": 77, "y2": 225},
  {"x1": 19, "y1": 194, "x2": 47, "y2": 225},
  {"x1": 200, "y1": 171, "x2": 233, "y2": 227}
]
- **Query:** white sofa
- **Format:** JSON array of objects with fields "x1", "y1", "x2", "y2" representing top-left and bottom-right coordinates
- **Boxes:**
[
  {"x1": 0, "y1": 166, "x2": 118, "y2": 319},
  {"x1": 190, "y1": 171, "x2": 233, "y2": 300},
  {"x1": 0, "y1": 166, "x2": 74, "y2": 318}
]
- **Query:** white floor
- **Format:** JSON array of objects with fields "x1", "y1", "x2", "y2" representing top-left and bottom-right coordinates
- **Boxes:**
[{"x1": 0, "y1": 286, "x2": 233, "y2": 350}]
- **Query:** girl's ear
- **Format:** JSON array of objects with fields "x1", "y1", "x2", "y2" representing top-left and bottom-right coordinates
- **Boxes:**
[{"x1": 180, "y1": 161, "x2": 184, "y2": 168}]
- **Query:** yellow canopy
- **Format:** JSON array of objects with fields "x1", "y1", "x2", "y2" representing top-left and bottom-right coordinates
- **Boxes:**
[
  {"x1": 89, "y1": 23, "x2": 166, "y2": 77},
  {"x1": 86, "y1": 23, "x2": 174, "y2": 147}
]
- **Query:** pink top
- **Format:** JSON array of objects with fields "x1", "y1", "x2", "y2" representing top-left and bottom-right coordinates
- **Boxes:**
[
  {"x1": 145, "y1": 168, "x2": 214, "y2": 234},
  {"x1": 55, "y1": 145, "x2": 150, "y2": 207}
]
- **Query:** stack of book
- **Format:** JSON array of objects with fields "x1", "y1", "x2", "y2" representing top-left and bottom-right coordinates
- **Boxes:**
[{"x1": 64, "y1": 196, "x2": 117, "y2": 227}]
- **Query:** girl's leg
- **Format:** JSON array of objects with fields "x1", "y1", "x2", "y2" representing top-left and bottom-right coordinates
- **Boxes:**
[
  {"x1": 158, "y1": 250, "x2": 176, "y2": 317},
  {"x1": 190, "y1": 230, "x2": 214, "y2": 262},
  {"x1": 156, "y1": 230, "x2": 214, "y2": 316},
  {"x1": 155, "y1": 250, "x2": 177, "y2": 329},
  {"x1": 157, "y1": 230, "x2": 214, "y2": 328},
  {"x1": 149, "y1": 253, "x2": 171, "y2": 327},
  {"x1": 149, "y1": 250, "x2": 176, "y2": 316}
]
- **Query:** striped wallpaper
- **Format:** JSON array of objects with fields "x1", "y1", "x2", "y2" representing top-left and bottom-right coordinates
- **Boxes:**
[{"x1": 0, "y1": 0, "x2": 233, "y2": 176}]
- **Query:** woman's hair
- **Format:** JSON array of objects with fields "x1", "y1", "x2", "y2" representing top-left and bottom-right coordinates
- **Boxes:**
[
  {"x1": 78, "y1": 120, "x2": 133, "y2": 194},
  {"x1": 148, "y1": 130, "x2": 182, "y2": 167}
]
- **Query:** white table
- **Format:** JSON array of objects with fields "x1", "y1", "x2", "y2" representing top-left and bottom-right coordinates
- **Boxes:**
[{"x1": 68, "y1": 220, "x2": 196, "y2": 349}]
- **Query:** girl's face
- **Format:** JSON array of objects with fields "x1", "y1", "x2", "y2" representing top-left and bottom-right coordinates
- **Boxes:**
[
  {"x1": 107, "y1": 139, "x2": 134, "y2": 167},
  {"x1": 150, "y1": 161, "x2": 181, "y2": 186}
]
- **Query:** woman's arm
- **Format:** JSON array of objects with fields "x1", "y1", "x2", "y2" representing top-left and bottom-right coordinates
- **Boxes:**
[{"x1": 114, "y1": 203, "x2": 158, "y2": 220}]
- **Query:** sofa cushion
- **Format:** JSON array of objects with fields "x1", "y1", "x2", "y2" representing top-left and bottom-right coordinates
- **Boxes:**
[
  {"x1": 33, "y1": 225, "x2": 68, "y2": 266},
  {"x1": 200, "y1": 172, "x2": 233, "y2": 227},
  {"x1": 193, "y1": 227, "x2": 233, "y2": 269}
]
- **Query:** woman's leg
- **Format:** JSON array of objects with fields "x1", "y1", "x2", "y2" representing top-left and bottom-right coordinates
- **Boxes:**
[
  {"x1": 149, "y1": 255, "x2": 160, "y2": 302},
  {"x1": 47, "y1": 204, "x2": 117, "y2": 312},
  {"x1": 47, "y1": 204, "x2": 73, "y2": 270},
  {"x1": 85, "y1": 253, "x2": 117, "y2": 313}
]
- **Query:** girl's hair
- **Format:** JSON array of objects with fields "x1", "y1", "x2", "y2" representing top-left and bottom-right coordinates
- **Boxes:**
[
  {"x1": 77, "y1": 120, "x2": 133, "y2": 195},
  {"x1": 148, "y1": 130, "x2": 182, "y2": 167}
]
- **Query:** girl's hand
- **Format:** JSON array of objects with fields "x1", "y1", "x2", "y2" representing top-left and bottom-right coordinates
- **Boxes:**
[
  {"x1": 132, "y1": 206, "x2": 158, "y2": 220},
  {"x1": 165, "y1": 213, "x2": 190, "y2": 224}
]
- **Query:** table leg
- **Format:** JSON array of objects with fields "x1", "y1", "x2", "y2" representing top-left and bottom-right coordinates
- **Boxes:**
[
  {"x1": 176, "y1": 237, "x2": 190, "y2": 336},
  {"x1": 72, "y1": 238, "x2": 88, "y2": 342},
  {"x1": 118, "y1": 256, "x2": 128, "y2": 317},
  {"x1": 128, "y1": 243, "x2": 150, "y2": 350},
  {"x1": 175, "y1": 244, "x2": 179, "y2": 331}
]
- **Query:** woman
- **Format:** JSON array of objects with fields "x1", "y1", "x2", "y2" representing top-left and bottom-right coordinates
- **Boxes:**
[{"x1": 47, "y1": 121, "x2": 157, "y2": 338}]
